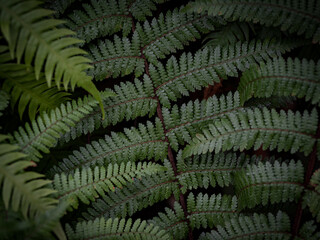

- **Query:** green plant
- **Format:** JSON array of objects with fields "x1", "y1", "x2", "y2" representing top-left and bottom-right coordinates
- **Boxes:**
[{"x1": 0, "y1": 0, "x2": 320, "y2": 239}]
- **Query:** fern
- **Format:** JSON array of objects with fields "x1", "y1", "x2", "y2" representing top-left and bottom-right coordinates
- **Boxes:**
[
  {"x1": 303, "y1": 169, "x2": 320, "y2": 223},
  {"x1": 239, "y1": 57, "x2": 320, "y2": 105},
  {"x1": 184, "y1": 108, "x2": 318, "y2": 157},
  {"x1": 0, "y1": 135, "x2": 57, "y2": 218},
  {"x1": 198, "y1": 211, "x2": 291, "y2": 240},
  {"x1": 50, "y1": 120, "x2": 167, "y2": 175},
  {"x1": 1, "y1": 63, "x2": 70, "y2": 119},
  {"x1": 0, "y1": 0, "x2": 104, "y2": 115},
  {"x1": 14, "y1": 91, "x2": 113, "y2": 161},
  {"x1": 0, "y1": 90, "x2": 9, "y2": 116},
  {"x1": 52, "y1": 161, "x2": 165, "y2": 209},
  {"x1": 234, "y1": 160, "x2": 304, "y2": 209},
  {"x1": 66, "y1": 217, "x2": 170, "y2": 240},
  {"x1": 185, "y1": 0, "x2": 320, "y2": 43}
]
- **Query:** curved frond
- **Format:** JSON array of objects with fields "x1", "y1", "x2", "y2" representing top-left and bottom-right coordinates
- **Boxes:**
[
  {"x1": 66, "y1": 217, "x2": 170, "y2": 240},
  {"x1": 0, "y1": 135, "x2": 57, "y2": 218},
  {"x1": 183, "y1": 108, "x2": 318, "y2": 157},
  {"x1": 0, "y1": 0, "x2": 104, "y2": 114},
  {"x1": 239, "y1": 57, "x2": 320, "y2": 105},
  {"x1": 187, "y1": 192, "x2": 238, "y2": 229},
  {"x1": 52, "y1": 162, "x2": 166, "y2": 209},
  {"x1": 185, "y1": 0, "x2": 320, "y2": 43},
  {"x1": 177, "y1": 152, "x2": 250, "y2": 193},
  {"x1": 83, "y1": 162, "x2": 178, "y2": 220},
  {"x1": 198, "y1": 211, "x2": 291, "y2": 240},
  {"x1": 303, "y1": 169, "x2": 320, "y2": 222},
  {"x1": 164, "y1": 92, "x2": 241, "y2": 150},
  {"x1": 60, "y1": 77, "x2": 157, "y2": 143},
  {"x1": 14, "y1": 91, "x2": 113, "y2": 161},
  {"x1": 150, "y1": 39, "x2": 297, "y2": 107},
  {"x1": 149, "y1": 202, "x2": 189, "y2": 240},
  {"x1": 88, "y1": 32, "x2": 144, "y2": 80},
  {"x1": 50, "y1": 119, "x2": 167, "y2": 175},
  {"x1": 137, "y1": 7, "x2": 217, "y2": 64},
  {"x1": 235, "y1": 160, "x2": 304, "y2": 209},
  {"x1": 1, "y1": 63, "x2": 70, "y2": 120}
]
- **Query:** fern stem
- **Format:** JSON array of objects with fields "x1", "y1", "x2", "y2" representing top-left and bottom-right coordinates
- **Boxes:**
[
  {"x1": 141, "y1": 50, "x2": 194, "y2": 239},
  {"x1": 292, "y1": 122, "x2": 320, "y2": 236}
]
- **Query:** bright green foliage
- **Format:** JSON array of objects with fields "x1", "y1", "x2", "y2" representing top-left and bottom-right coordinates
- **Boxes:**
[
  {"x1": 66, "y1": 217, "x2": 170, "y2": 240},
  {"x1": 137, "y1": 7, "x2": 216, "y2": 64},
  {"x1": 52, "y1": 161, "x2": 166, "y2": 209},
  {"x1": 50, "y1": 120, "x2": 167, "y2": 175},
  {"x1": 0, "y1": 0, "x2": 104, "y2": 113},
  {"x1": 303, "y1": 169, "x2": 320, "y2": 222},
  {"x1": 1, "y1": 64, "x2": 70, "y2": 120},
  {"x1": 0, "y1": 135, "x2": 57, "y2": 218},
  {"x1": 235, "y1": 160, "x2": 304, "y2": 209},
  {"x1": 60, "y1": 77, "x2": 157, "y2": 143},
  {"x1": 177, "y1": 152, "x2": 250, "y2": 193},
  {"x1": 203, "y1": 22, "x2": 251, "y2": 47},
  {"x1": 239, "y1": 57, "x2": 320, "y2": 105},
  {"x1": 88, "y1": 33, "x2": 144, "y2": 80},
  {"x1": 14, "y1": 92, "x2": 113, "y2": 162},
  {"x1": 150, "y1": 40, "x2": 296, "y2": 107},
  {"x1": 150, "y1": 202, "x2": 189, "y2": 240},
  {"x1": 185, "y1": 0, "x2": 320, "y2": 43},
  {"x1": 82, "y1": 162, "x2": 178, "y2": 220},
  {"x1": 184, "y1": 108, "x2": 318, "y2": 157},
  {"x1": 187, "y1": 192, "x2": 238, "y2": 229},
  {"x1": 198, "y1": 211, "x2": 291, "y2": 240},
  {"x1": 164, "y1": 92, "x2": 241, "y2": 150}
]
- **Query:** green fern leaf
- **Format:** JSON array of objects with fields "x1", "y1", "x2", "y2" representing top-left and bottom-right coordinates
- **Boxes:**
[
  {"x1": 183, "y1": 108, "x2": 318, "y2": 157},
  {"x1": 66, "y1": 217, "x2": 170, "y2": 240},
  {"x1": 238, "y1": 57, "x2": 320, "y2": 105},
  {"x1": 14, "y1": 91, "x2": 113, "y2": 161},
  {"x1": 185, "y1": 0, "x2": 320, "y2": 43},
  {"x1": 303, "y1": 169, "x2": 320, "y2": 222},
  {"x1": 0, "y1": 135, "x2": 57, "y2": 218},
  {"x1": 0, "y1": 90, "x2": 9, "y2": 117},
  {"x1": 235, "y1": 160, "x2": 304, "y2": 209},
  {"x1": 50, "y1": 119, "x2": 167, "y2": 175},
  {"x1": 0, "y1": 0, "x2": 105, "y2": 117},
  {"x1": 199, "y1": 211, "x2": 291, "y2": 240},
  {"x1": 1, "y1": 63, "x2": 70, "y2": 120},
  {"x1": 52, "y1": 162, "x2": 166, "y2": 209}
]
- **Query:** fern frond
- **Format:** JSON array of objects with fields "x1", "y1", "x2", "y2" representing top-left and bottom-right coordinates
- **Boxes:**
[
  {"x1": 47, "y1": 0, "x2": 85, "y2": 17},
  {"x1": 0, "y1": 135, "x2": 57, "y2": 218},
  {"x1": 0, "y1": 90, "x2": 9, "y2": 116},
  {"x1": 14, "y1": 91, "x2": 113, "y2": 161},
  {"x1": 298, "y1": 221, "x2": 320, "y2": 240},
  {"x1": 235, "y1": 160, "x2": 304, "y2": 209},
  {"x1": 150, "y1": 39, "x2": 297, "y2": 107},
  {"x1": 60, "y1": 77, "x2": 157, "y2": 143},
  {"x1": 137, "y1": 7, "x2": 216, "y2": 64},
  {"x1": 50, "y1": 119, "x2": 167, "y2": 175},
  {"x1": 83, "y1": 163, "x2": 178, "y2": 219},
  {"x1": 0, "y1": 0, "x2": 104, "y2": 114},
  {"x1": 164, "y1": 92, "x2": 241, "y2": 150},
  {"x1": 65, "y1": 0, "x2": 133, "y2": 43},
  {"x1": 239, "y1": 57, "x2": 320, "y2": 105},
  {"x1": 129, "y1": 0, "x2": 170, "y2": 21},
  {"x1": 185, "y1": 0, "x2": 320, "y2": 43},
  {"x1": 187, "y1": 192, "x2": 238, "y2": 229},
  {"x1": 1, "y1": 63, "x2": 70, "y2": 120},
  {"x1": 303, "y1": 169, "x2": 320, "y2": 222},
  {"x1": 198, "y1": 211, "x2": 291, "y2": 240},
  {"x1": 52, "y1": 162, "x2": 165, "y2": 209},
  {"x1": 149, "y1": 202, "x2": 189, "y2": 240},
  {"x1": 183, "y1": 108, "x2": 318, "y2": 157},
  {"x1": 177, "y1": 152, "x2": 250, "y2": 193},
  {"x1": 66, "y1": 217, "x2": 170, "y2": 240},
  {"x1": 88, "y1": 32, "x2": 144, "y2": 80},
  {"x1": 203, "y1": 22, "x2": 251, "y2": 47}
]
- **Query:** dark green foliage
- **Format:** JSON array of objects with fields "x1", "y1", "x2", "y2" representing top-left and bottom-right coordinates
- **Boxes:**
[{"x1": 239, "y1": 57, "x2": 320, "y2": 105}]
